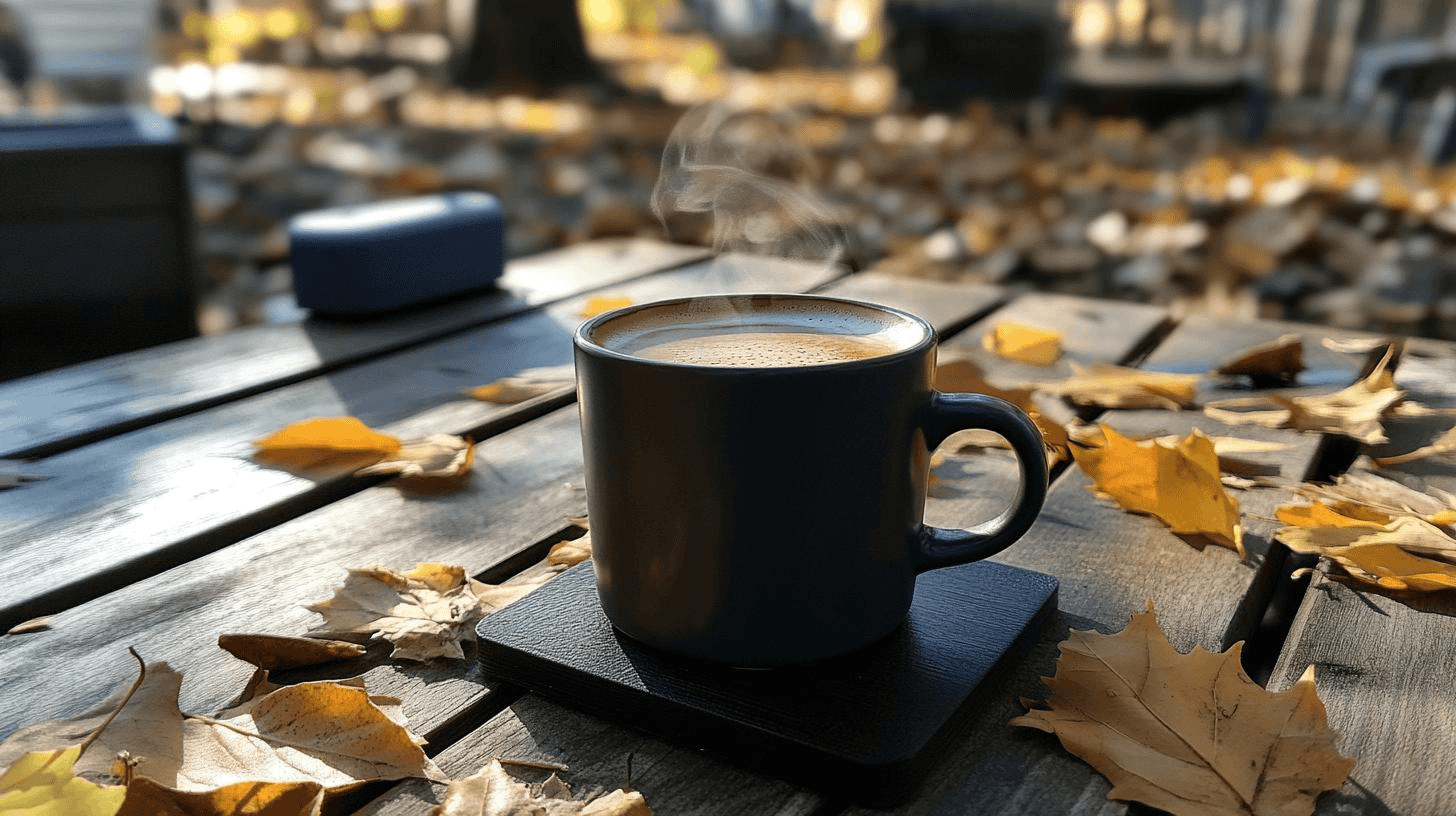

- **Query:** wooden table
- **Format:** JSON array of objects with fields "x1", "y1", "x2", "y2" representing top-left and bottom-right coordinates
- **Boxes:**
[{"x1": 2, "y1": 238, "x2": 1451, "y2": 815}]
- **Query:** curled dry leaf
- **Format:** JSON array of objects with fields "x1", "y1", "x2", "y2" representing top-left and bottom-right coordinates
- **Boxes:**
[
  {"x1": 307, "y1": 562, "x2": 490, "y2": 661},
  {"x1": 579, "y1": 295, "x2": 633, "y2": 319},
  {"x1": 252, "y1": 417, "x2": 401, "y2": 472},
  {"x1": 355, "y1": 434, "x2": 475, "y2": 488},
  {"x1": 175, "y1": 680, "x2": 445, "y2": 792},
  {"x1": 116, "y1": 778, "x2": 324, "y2": 816},
  {"x1": 432, "y1": 759, "x2": 652, "y2": 816},
  {"x1": 1033, "y1": 363, "x2": 1200, "y2": 411},
  {"x1": 6, "y1": 616, "x2": 53, "y2": 635},
  {"x1": 217, "y1": 634, "x2": 366, "y2": 671},
  {"x1": 1204, "y1": 345, "x2": 1402, "y2": 444},
  {"x1": 1214, "y1": 333, "x2": 1304, "y2": 385},
  {"x1": 1374, "y1": 424, "x2": 1456, "y2": 466},
  {"x1": 469, "y1": 365, "x2": 577, "y2": 404},
  {"x1": 0, "y1": 745, "x2": 126, "y2": 816},
  {"x1": 981, "y1": 322, "x2": 1062, "y2": 366},
  {"x1": 1072, "y1": 426, "x2": 1243, "y2": 554},
  {"x1": 547, "y1": 534, "x2": 593, "y2": 570},
  {"x1": 1013, "y1": 607, "x2": 1355, "y2": 816},
  {"x1": 1279, "y1": 517, "x2": 1456, "y2": 591}
]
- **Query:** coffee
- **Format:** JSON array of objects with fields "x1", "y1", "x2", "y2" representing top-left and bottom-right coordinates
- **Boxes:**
[{"x1": 591, "y1": 297, "x2": 924, "y2": 368}]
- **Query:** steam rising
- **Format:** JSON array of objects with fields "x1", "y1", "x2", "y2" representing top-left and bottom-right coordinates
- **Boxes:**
[{"x1": 652, "y1": 105, "x2": 847, "y2": 266}]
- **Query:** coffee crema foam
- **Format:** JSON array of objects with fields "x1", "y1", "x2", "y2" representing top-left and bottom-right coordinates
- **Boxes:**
[{"x1": 591, "y1": 298, "x2": 926, "y2": 368}]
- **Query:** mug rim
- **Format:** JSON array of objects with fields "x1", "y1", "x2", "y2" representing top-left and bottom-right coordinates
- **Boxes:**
[{"x1": 574, "y1": 293, "x2": 936, "y2": 372}]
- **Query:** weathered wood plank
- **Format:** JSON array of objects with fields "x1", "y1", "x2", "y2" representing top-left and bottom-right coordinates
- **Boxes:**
[
  {"x1": 1269, "y1": 573, "x2": 1456, "y2": 816},
  {"x1": 867, "y1": 309, "x2": 1341, "y2": 816},
  {"x1": 0, "y1": 254, "x2": 839, "y2": 631},
  {"x1": 0, "y1": 239, "x2": 710, "y2": 459},
  {"x1": 816, "y1": 273, "x2": 1006, "y2": 335},
  {"x1": 356, "y1": 696, "x2": 823, "y2": 816},
  {"x1": 1267, "y1": 342, "x2": 1456, "y2": 816}
]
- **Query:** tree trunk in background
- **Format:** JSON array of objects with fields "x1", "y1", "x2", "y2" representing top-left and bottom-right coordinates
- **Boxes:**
[{"x1": 454, "y1": 0, "x2": 602, "y2": 90}]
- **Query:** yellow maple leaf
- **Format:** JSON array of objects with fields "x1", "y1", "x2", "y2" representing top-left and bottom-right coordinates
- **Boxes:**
[
  {"x1": 1013, "y1": 607, "x2": 1354, "y2": 816},
  {"x1": 252, "y1": 417, "x2": 401, "y2": 471},
  {"x1": 116, "y1": 778, "x2": 323, "y2": 816},
  {"x1": 0, "y1": 746, "x2": 124, "y2": 816},
  {"x1": 934, "y1": 358, "x2": 1070, "y2": 462},
  {"x1": 1073, "y1": 426, "x2": 1243, "y2": 554},
  {"x1": 580, "y1": 295, "x2": 633, "y2": 318},
  {"x1": 982, "y1": 322, "x2": 1062, "y2": 366},
  {"x1": 1280, "y1": 516, "x2": 1456, "y2": 591},
  {"x1": 432, "y1": 759, "x2": 651, "y2": 816}
]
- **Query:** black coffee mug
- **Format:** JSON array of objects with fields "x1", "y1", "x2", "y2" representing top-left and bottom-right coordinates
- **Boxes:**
[{"x1": 574, "y1": 294, "x2": 1048, "y2": 665}]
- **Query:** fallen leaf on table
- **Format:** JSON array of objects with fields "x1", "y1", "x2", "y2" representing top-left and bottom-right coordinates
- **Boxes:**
[
  {"x1": 1154, "y1": 434, "x2": 1291, "y2": 478},
  {"x1": 0, "y1": 661, "x2": 184, "y2": 787},
  {"x1": 355, "y1": 434, "x2": 475, "y2": 487},
  {"x1": 547, "y1": 535, "x2": 592, "y2": 570},
  {"x1": 1013, "y1": 607, "x2": 1355, "y2": 816},
  {"x1": 935, "y1": 358, "x2": 1070, "y2": 462},
  {"x1": 0, "y1": 745, "x2": 125, "y2": 816},
  {"x1": 1072, "y1": 425, "x2": 1243, "y2": 554},
  {"x1": 6, "y1": 616, "x2": 52, "y2": 635},
  {"x1": 580, "y1": 296, "x2": 633, "y2": 318},
  {"x1": 175, "y1": 680, "x2": 445, "y2": 792},
  {"x1": 116, "y1": 778, "x2": 324, "y2": 816},
  {"x1": 0, "y1": 466, "x2": 47, "y2": 490},
  {"x1": 1033, "y1": 363, "x2": 1200, "y2": 410},
  {"x1": 1278, "y1": 469, "x2": 1456, "y2": 525},
  {"x1": 252, "y1": 417, "x2": 401, "y2": 472},
  {"x1": 469, "y1": 365, "x2": 576, "y2": 404},
  {"x1": 1214, "y1": 333, "x2": 1304, "y2": 385},
  {"x1": 432, "y1": 759, "x2": 651, "y2": 816},
  {"x1": 982, "y1": 322, "x2": 1062, "y2": 366},
  {"x1": 307, "y1": 562, "x2": 491, "y2": 661},
  {"x1": 1321, "y1": 336, "x2": 1391, "y2": 354},
  {"x1": 1204, "y1": 345, "x2": 1402, "y2": 444},
  {"x1": 1374, "y1": 425, "x2": 1456, "y2": 466},
  {"x1": 1280, "y1": 518, "x2": 1456, "y2": 591},
  {"x1": 217, "y1": 634, "x2": 366, "y2": 671},
  {"x1": 472, "y1": 574, "x2": 554, "y2": 613}
]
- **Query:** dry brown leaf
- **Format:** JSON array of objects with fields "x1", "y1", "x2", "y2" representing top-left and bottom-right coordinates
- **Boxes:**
[
  {"x1": 1280, "y1": 469, "x2": 1456, "y2": 522},
  {"x1": 1214, "y1": 334, "x2": 1304, "y2": 384},
  {"x1": 252, "y1": 417, "x2": 401, "y2": 472},
  {"x1": 6, "y1": 616, "x2": 53, "y2": 635},
  {"x1": 306, "y1": 562, "x2": 490, "y2": 661},
  {"x1": 432, "y1": 759, "x2": 651, "y2": 816},
  {"x1": 982, "y1": 322, "x2": 1062, "y2": 366},
  {"x1": 934, "y1": 358, "x2": 1069, "y2": 461},
  {"x1": 469, "y1": 365, "x2": 576, "y2": 404},
  {"x1": 1280, "y1": 517, "x2": 1456, "y2": 591},
  {"x1": 1013, "y1": 607, "x2": 1354, "y2": 816},
  {"x1": 1204, "y1": 346, "x2": 1403, "y2": 444},
  {"x1": 1073, "y1": 426, "x2": 1243, "y2": 554},
  {"x1": 174, "y1": 680, "x2": 445, "y2": 792},
  {"x1": 0, "y1": 662, "x2": 184, "y2": 786},
  {"x1": 580, "y1": 295, "x2": 633, "y2": 318},
  {"x1": 547, "y1": 535, "x2": 593, "y2": 570},
  {"x1": 1034, "y1": 363, "x2": 1200, "y2": 410},
  {"x1": 471, "y1": 574, "x2": 554, "y2": 613},
  {"x1": 355, "y1": 434, "x2": 475, "y2": 488},
  {"x1": 116, "y1": 778, "x2": 324, "y2": 816},
  {"x1": 217, "y1": 634, "x2": 366, "y2": 671}
]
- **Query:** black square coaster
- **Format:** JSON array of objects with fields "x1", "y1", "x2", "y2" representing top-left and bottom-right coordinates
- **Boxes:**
[{"x1": 477, "y1": 560, "x2": 1057, "y2": 807}]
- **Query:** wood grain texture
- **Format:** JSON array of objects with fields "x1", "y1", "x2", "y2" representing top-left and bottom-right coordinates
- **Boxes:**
[
  {"x1": 1269, "y1": 571, "x2": 1456, "y2": 816},
  {"x1": 816, "y1": 273, "x2": 1006, "y2": 335},
  {"x1": 0, "y1": 239, "x2": 710, "y2": 459},
  {"x1": 1266, "y1": 342, "x2": 1456, "y2": 816},
  {"x1": 0, "y1": 255, "x2": 840, "y2": 630},
  {"x1": 356, "y1": 695, "x2": 824, "y2": 816},
  {"x1": 0, "y1": 406, "x2": 589, "y2": 738}
]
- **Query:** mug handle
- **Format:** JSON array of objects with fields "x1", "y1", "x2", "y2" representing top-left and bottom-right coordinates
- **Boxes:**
[{"x1": 913, "y1": 392, "x2": 1049, "y2": 572}]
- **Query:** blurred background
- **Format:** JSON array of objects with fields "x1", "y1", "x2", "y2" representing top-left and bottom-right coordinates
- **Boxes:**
[{"x1": 6, "y1": 0, "x2": 1456, "y2": 376}]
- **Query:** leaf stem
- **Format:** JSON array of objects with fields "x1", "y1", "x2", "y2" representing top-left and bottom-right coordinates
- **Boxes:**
[{"x1": 78, "y1": 648, "x2": 146, "y2": 759}]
